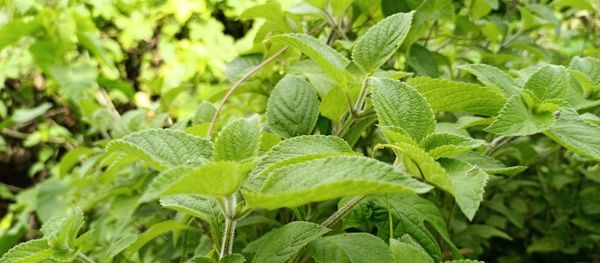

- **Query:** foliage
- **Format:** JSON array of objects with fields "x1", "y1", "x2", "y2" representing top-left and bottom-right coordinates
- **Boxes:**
[{"x1": 1, "y1": 0, "x2": 599, "y2": 262}]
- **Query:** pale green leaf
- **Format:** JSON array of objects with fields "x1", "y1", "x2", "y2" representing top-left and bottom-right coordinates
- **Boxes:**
[
  {"x1": 310, "y1": 233, "x2": 393, "y2": 263},
  {"x1": 11, "y1": 103, "x2": 52, "y2": 124},
  {"x1": 485, "y1": 95, "x2": 555, "y2": 136},
  {"x1": 0, "y1": 239, "x2": 54, "y2": 263},
  {"x1": 106, "y1": 234, "x2": 137, "y2": 258},
  {"x1": 443, "y1": 260, "x2": 485, "y2": 263},
  {"x1": 253, "y1": 222, "x2": 330, "y2": 263},
  {"x1": 42, "y1": 208, "x2": 85, "y2": 249},
  {"x1": 266, "y1": 75, "x2": 320, "y2": 138},
  {"x1": 459, "y1": 64, "x2": 520, "y2": 97},
  {"x1": 441, "y1": 159, "x2": 489, "y2": 221},
  {"x1": 0, "y1": 16, "x2": 42, "y2": 51},
  {"x1": 124, "y1": 220, "x2": 190, "y2": 258},
  {"x1": 159, "y1": 194, "x2": 222, "y2": 223},
  {"x1": 421, "y1": 133, "x2": 486, "y2": 159},
  {"x1": 523, "y1": 65, "x2": 569, "y2": 101},
  {"x1": 389, "y1": 236, "x2": 434, "y2": 263},
  {"x1": 407, "y1": 44, "x2": 438, "y2": 77},
  {"x1": 162, "y1": 161, "x2": 249, "y2": 197},
  {"x1": 569, "y1": 56, "x2": 600, "y2": 85},
  {"x1": 371, "y1": 77, "x2": 435, "y2": 142},
  {"x1": 106, "y1": 129, "x2": 213, "y2": 171},
  {"x1": 544, "y1": 112, "x2": 600, "y2": 161},
  {"x1": 407, "y1": 77, "x2": 506, "y2": 116},
  {"x1": 243, "y1": 156, "x2": 432, "y2": 209},
  {"x1": 271, "y1": 34, "x2": 349, "y2": 82},
  {"x1": 352, "y1": 12, "x2": 414, "y2": 73},
  {"x1": 141, "y1": 166, "x2": 194, "y2": 202},
  {"x1": 215, "y1": 116, "x2": 261, "y2": 161}
]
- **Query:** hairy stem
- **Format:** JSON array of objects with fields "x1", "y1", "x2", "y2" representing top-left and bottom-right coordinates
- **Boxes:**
[
  {"x1": 77, "y1": 253, "x2": 96, "y2": 263},
  {"x1": 321, "y1": 195, "x2": 365, "y2": 228},
  {"x1": 219, "y1": 217, "x2": 237, "y2": 260}
]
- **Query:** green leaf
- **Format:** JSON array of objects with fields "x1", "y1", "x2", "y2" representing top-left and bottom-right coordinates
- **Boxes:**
[
  {"x1": 250, "y1": 135, "x2": 356, "y2": 178},
  {"x1": 544, "y1": 112, "x2": 600, "y2": 161},
  {"x1": 352, "y1": 12, "x2": 414, "y2": 73},
  {"x1": 11, "y1": 103, "x2": 52, "y2": 124},
  {"x1": 124, "y1": 220, "x2": 191, "y2": 258},
  {"x1": 407, "y1": 77, "x2": 506, "y2": 116},
  {"x1": 50, "y1": 62, "x2": 99, "y2": 99},
  {"x1": 215, "y1": 116, "x2": 261, "y2": 161},
  {"x1": 569, "y1": 56, "x2": 600, "y2": 85},
  {"x1": 106, "y1": 234, "x2": 137, "y2": 258},
  {"x1": 0, "y1": 239, "x2": 54, "y2": 263},
  {"x1": 309, "y1": 233, "x2": 394, "y2": 263},
  {"x1": 159, "y1": 194, "x2": 222, "y2": 223},
  {"x1": 141, "y1": 166, "x2": 194, "y2": 202},
  {"x1": 106, "y1": 129, "x2": 213, "y2": 171},
  {"x1": 266, "y1": 75, "x2": 320, "y2": 138},
  {"x1": 253, "y1": 222, "x2": 330, "y2": 263},
  {"x1": 371, "y1": 78, "x2": 435, "y2": 142},
  {"x1": 0, "y1": 16, "x2": 42, "y2": 51},
  {"x1": 443, "y1": 260, "x2": 485, "y2": 263},
  {"x1": 343, "y1": 194, "x2": 458, "y2": 262},
  {"x1": 162, "y1": 161, "x2": 249, "y2": 197},
  {"x1": 271, "y1": 34, "x2": 349, "y2": 82},
  {"x1": 41, "y1": 208, "x2": 85, "y2": 250},
  {"x1": 456, "y1": 152, "x2": 527, "y2": 175},
  {"x1": 389, "y1": 236, "x2": 434, "y2": 263},
  {"x1": 485, "y1": 95, "x2": 555, "y2": 136},
  {"x1": 243, "y1": 156, "x2": 432, "y2": 209},
  {"x1": 441, "y1": 159, "x2": 489, "y2": 221},
  {"x1": 421, "y1": 133, "x2": 486, "y2": 159},
  {"x1": 459, "y1": 64, "x2": 521, "y2": 97},
  {"x1": 523, "y1": 65, "x2": 569, "y2": 101},
  {"x1": 407, "y1": 44, "x2": 438, "y2": 77}
]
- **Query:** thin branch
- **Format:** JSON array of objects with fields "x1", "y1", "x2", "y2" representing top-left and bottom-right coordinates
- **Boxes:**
[{"x1": 321, "y1": 195, "x2": 365, "y2": 228}]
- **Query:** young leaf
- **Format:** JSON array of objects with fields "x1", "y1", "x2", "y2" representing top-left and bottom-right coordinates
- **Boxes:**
[
  {"x1": 270, "y1": 34, "x2": 349, "y2": 82},
  {"x1": 215, "y1": 115, "x2": 261, "y2": 161},
  {"x1": 162, "y1": 161, "x2": 250, "y2": 197},
  {"x1": 371, "y1": 78, "x2": 435, "y2": 142},
  {"x1": 124, "y1": 220, "x2": 191, "y2": 258},
  {"x1": 352, "y1": 12, "x2": 414, "y2": 73},
  {"x1": 407, "y1": 77, "x2": 506, "y2": 116},
  {"x1": 243, "y1": 156, "x2": 432, "y2": 209},
  {"x1": 421, "y1": 133, "x2": 486, "y2": 159},
  {"x1": 252, "y1": 221, "x2": 330, "y2": 263},
  {"x1": 0, "y1": 239, "x2": 54, "y2": 263},
  {"x1": 266, "y1": 75, "x2": 320, "y2": 139},
  {"x1": 485, "y1": 95, "x2": 555, "y2": 136},
  {"x1": 544, "y1": 112, "x2": 600, "y2": 161},
  {"x1": 569, "y1": 56, "x2": 600, "y2": 85},
  {"x1": 106, "y1": 129, "x2": 213, "y2": 171},
  {"x1": 140, "y1": 166, "x2": 194, "y2": 202},
  {"x1": 459, "y1": 64, "x2": 521, "y2": 97},
  {"x1": 523, "y1": 65, "x2": 569, "y2": 101},
  {"x1": 159, "y1": 194, "x2": 222, "y2": 223},
  {"x1": 309, "y1": 233, "x2": 394, "y2": 263},
  {"x1": 441, "y1": 159, "x2": 489, "y2": 221}
]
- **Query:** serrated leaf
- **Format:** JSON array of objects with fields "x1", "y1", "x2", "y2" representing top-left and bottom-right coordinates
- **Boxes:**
[
  {"x1": 569, "y1": 56, "x2": 600, "y2": 85},
  {"x1": 407, "y1": 77, "x2": 506, "y2": 116},
  {"x1": 0, "y1": 239, "x2": 54, "y2": 263},
  {"x1": 460, "y1": 64, "x2": 520, "y2": 97},
  {"x1": 266, "y1": 75, "x2": 320, "y2": 138},
  {"x1": 352, "y1": 12, "x2": 414, "y2": 73},
  {"x1": 106, "y1": 129, "x2": 213, "y2": 171},
  {"x1": 485, "y1": 95, "x2": 554, "y2": 136},
  {"x1": 162, "y1": 161, "x2": 249, "y2": 197},
  {"x1": 441, "y1": 159, "x2": 489, "y2": 221},
  {"x1": 215, "y1": 116, "x2": 261, "y2": 161},
  {"x1": 309, "y1": 233, "x2": 393, "y2": 263},
  {"x1": 243, "y1": 156, "x2": 432, "y2": 209},
  {"x1": 371, "y1": 78, "x2": 435, "y2": 142},
  {"x1": 271, "y1": 34, "x2": 349, "y2": 82},
  {"x1": 523, "y1": 65, "x2": 569, "y2": 101},
  {"x1": 389, "y1": 236, "x2": 434, "y2": 263},
  {"x1": 141, "y1": 166, "x2": 194, "y2": 202},
  {"x1": 343, "y1": 194, "x2": 459, "y2": 262},
  {"x1": 253, "y1": 222, "x2": 330, "y2": 263},
  {"x1": 41, "y1": 208, "x2": 85, "y2": 250},
  {"x1": 124, "y1": 220, "x2": 190, "y2": 258},
  {"x1": 250, "y1": 135, "x2": 356, "y2": 178},
  {"x1": 421, "y1": 133, "x2": 486, "y2": 159},
  {"x1": 159, "y1": 194, "x2": 222, "y2": 223},
  {"x1": 544, "y1": 112, "x2": 600, "y2": 161}
]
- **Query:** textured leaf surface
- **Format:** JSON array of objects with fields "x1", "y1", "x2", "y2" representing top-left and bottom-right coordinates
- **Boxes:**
[
  {"x1": 313, "y1": 233, "x2": 393, "y2": 263},
  {"x1": 442, "y1": 159, "x2": 489, "y2": 221},
  {"x1": 215, "y1": 116, "x2": 261, "y2": 161},
  {"x1": 160, "y1": 194, "x2": 222, "y2": 222},
  {"x1": 569, "y1": 56, "x2": 600, "y2": 84},
  {"x1": 352, "y1": 12, "x2": 414, "y2": 73},
  {"x1": 253, "y1": 222, "x2": 330, "y2": 263},
  {"x1": 389, "y1": 237, "x2": 434, "y2": 263},
  {"x1": 162, "y1": 161, "x2": 248, "y2": 197},
  {"x1": 243, "y1": 156, "x2": 432, "y2": 209},
  {"x1": 460, "y1": 64, "x2": 520, "y2": 97},
  {"x1": 271, "y1": 34, "x2": 349, "y2": 82},
  {"x1": 343, "y1": 194, "x2": 458, "y2": 262},
  {"x1": 456, "y1": 152, "x2": 527, "y2": 175},
  {"x1": 485, "y1": 95, "x2": 554, "y2": 136},
  {"x1": 407, "y1": 77, "x2": 506, "y2": 116},
  {"x1": 106, "y1": 129, "x2": 213, "y2": 171},
  {"x1": 371, "y1": 77, "x2": 435, "y2": 142},
  {"x1": 422, "y1": 133, "x2": 486, "y2": 159},
  {"x1": 0, "y1": 239, "x2": 53, "y2": 263},
  {"x1": 124, "y1": 220, "x2": 190, "y2": 258},
  {"x1": 523, "y1": 65, "x2": 568, "y2": 101},
  {"x1": 266, "y1": 75, "x2": 320, "y2": 138},
  {"x1": 141, "y1": 166, "x2": 194, "y2": 202},
  {"x1": 544, "y1": 113, "x2": 600, "y2": 161}
]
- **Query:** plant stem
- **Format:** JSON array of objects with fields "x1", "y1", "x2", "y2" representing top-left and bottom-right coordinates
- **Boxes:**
[
  {"x1": 77, "y1": 253, "x2": 96, "y2": 263},
  {"x1": 207, "y1": 47, "x2": 288, "y2": 139},
  {"x1": 219, "y1": 216, "x2": 237, "y2": 260},
  {"x1": 485, "y1": 136, "x2": 515, "y2": 156},
  {"x1": 321, "y1": 195, "x2": 365, "y2": 228}
]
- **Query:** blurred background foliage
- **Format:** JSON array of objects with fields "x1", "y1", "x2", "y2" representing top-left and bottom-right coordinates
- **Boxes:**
[{"x1": 0, "y1": 0, "x2": 598, "y2": 262}]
